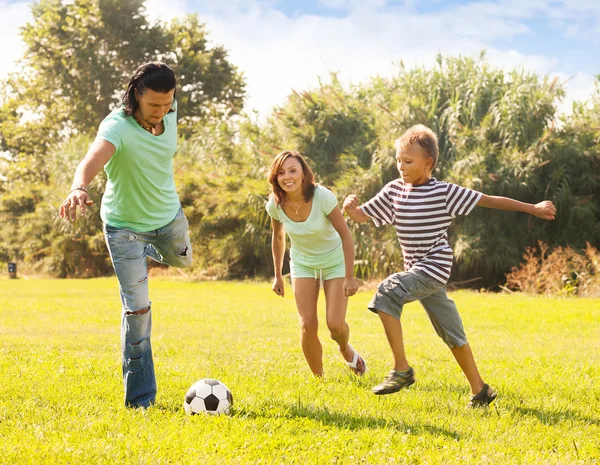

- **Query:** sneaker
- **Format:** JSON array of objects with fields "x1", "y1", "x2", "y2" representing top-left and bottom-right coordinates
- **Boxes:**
[
  {"x1": 372, "y1": 367, "x2": 415, "y2": 395},
  {"x1": 467, "y1": 383, "x2": 497, "y2": 408}
]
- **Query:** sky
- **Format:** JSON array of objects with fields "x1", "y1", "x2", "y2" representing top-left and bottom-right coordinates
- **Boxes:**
[{"x1": 1, "y1": 0, "x2": 599, "y2": 118}]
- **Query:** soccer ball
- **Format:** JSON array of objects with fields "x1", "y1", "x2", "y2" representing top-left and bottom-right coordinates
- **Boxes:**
[{"x1": 184, "y1": 379, "x2": 233, "y2": 415}]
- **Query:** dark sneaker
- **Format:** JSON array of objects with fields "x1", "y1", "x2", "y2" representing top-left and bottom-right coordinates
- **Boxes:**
[
  {"x1": 372, "y1": 367, "x2": 415, "y2": 395},
  {"x1": 467, "y1": 383, "x2": 497, "y2": 408}
]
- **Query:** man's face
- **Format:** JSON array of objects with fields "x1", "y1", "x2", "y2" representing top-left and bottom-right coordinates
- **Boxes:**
[{"x1": 135, "y1": 88, "x2": 175, "y2": 126}]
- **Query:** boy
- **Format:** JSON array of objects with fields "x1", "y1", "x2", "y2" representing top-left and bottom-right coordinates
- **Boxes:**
[{"x1": 343, "y1": 124, "x2": 556, "y2": 407}]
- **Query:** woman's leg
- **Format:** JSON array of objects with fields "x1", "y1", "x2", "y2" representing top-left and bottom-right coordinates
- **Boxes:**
[
  {"x1": 292, "y1": 278, "x2": 322, "y2": 376},
  {"x1": 322, "y1": 278, "x2": 354, "y2": 363}
]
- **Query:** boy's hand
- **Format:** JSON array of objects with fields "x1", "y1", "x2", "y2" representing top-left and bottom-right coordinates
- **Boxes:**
[
  {"x1": 532, "y1": 200, "x2": 556, "y2": 220},
  {"x1": 343, "y1": 195, "x2": 360, "y2": 211}
]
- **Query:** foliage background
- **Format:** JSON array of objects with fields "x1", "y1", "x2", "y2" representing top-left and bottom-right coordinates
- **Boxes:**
[{"x1": 1, "y1": 0, "x2": 599, "y2": 292}]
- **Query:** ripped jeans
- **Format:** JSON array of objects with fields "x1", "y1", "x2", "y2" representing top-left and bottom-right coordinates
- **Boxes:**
[{"x1": 103, "y1": 207, "x2": 192, "y2": 407}]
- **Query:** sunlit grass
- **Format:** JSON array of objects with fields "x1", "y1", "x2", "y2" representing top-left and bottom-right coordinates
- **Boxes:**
[{"x1": 1, "y1": 277, "x2": 599, "y2": 464}]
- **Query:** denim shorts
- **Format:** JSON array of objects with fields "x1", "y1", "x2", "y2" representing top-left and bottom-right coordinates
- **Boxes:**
[{"x1": 368, "y1": 270, "x2": 468, "y2": 348}]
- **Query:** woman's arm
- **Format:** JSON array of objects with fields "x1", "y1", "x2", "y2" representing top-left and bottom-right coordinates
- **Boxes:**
[
  {"x1": 328, "y1": 207, "x2": 359, "y2": 297},
  {"x1": 477, "y1": 194, "x2": 556, "y2": 220},
  {"x1": 271, "y1": 218, "x2": 286, "y2": 297}
]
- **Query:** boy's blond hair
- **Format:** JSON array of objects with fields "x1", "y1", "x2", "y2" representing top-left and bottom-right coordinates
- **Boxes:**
[{"x1": 395, "y1": 125, "x2": 439, "y2": 170}]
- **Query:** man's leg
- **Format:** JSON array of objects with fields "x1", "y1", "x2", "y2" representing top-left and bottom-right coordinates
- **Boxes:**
[
  {"x1": 104, "y1": 225, "x2": 156, "y2": 408},
  {"x1": 147, "y1": 207, "x2": 193, "y2": 268}
]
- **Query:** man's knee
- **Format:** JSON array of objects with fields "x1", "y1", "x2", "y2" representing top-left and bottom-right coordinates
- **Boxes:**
[
  {"x1": 125, "y1": 306, "x2": 150, "y2": 316},
  {"x1": 174, "y1": 244, "x2": 193, "y2": 268}
]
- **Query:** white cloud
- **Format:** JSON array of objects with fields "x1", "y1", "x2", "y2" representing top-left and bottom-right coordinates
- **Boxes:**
[
  {"x1": 0, "y1": 0, "x2": 597, "y2": 121},
  {"x1": 144, "y1": 0, "x2": 187, "y2": 23},
  {"x1": 554, "y1": 71, "x2": 597, "y2": 115},
  {"x1": 0, "y1": 1, "x2": 31, "y2": 80},
  {"x1": 199, "y1": 5, "x2": 571, "y2": 118}
]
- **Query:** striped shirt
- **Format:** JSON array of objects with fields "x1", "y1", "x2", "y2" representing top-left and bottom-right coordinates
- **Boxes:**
[{"x1": 360, "y1": 178, "x2": 482, "y2": 284}]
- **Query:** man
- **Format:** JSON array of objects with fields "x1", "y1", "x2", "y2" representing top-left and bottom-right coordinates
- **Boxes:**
[{"x1": 59, "y1": 62, "x2": 192, "y2": 408}]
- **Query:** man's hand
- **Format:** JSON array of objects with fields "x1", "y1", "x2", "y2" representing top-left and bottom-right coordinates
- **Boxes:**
[{"x1": 59, "y1": 189, "x2": 94, "y2": 222}]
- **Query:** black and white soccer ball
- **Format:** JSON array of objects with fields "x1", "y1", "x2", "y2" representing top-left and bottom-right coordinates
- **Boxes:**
[{"x1": 184, "y1": 379, "x2": 233, "y2": 415}]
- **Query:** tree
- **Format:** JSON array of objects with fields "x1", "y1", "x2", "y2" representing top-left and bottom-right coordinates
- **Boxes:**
[{"x1": 0, "y1": 0, "x2": 245, "y2": 186}]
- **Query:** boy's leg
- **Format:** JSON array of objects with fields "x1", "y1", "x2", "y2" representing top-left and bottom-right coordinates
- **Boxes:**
[
  {"x1": 378, "y1": 311, "x2": 409, "y2": 371},
  {"x1": 368, "y1": 272, "x2": 423, "y2": 394},
  {"x1": 104, "y1": 225, "x2": 156, "y2": 408},
  {"x1": 292, "y1": 277, "x2": 323, "y2": 376},
  {"x1": 450, "y1": 344, "x2": 484, "y2": 395},
  {"x1": 419, "y1": 287, "x2": 495, "y2": 400}
]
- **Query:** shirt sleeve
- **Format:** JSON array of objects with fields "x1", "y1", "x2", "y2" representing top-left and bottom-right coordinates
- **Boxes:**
[
  {"x1": 317, "y1": 185, "x2": 339, "y2": 216},
  {"x1": 96, "y1": 117, "x2": 123, "y2": 152},
  {"x1": 360, "y1": 183, "x2": 395, "y2": 227},
  {"x1": 265, "y1": 195, "x2": 280, "y2": 221},
  {"x1": 445, "y1": 183, "x2": 483, "y2": 217}
]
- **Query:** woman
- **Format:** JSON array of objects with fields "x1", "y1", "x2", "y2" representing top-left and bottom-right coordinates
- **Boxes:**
[{"x1": 266, "y1": 150, "x2": 366, "y2": 376}]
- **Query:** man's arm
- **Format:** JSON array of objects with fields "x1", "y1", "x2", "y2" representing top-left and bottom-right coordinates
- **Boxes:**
[
  {"x1": 59, "y1": 139, "x2": 116, "y2": 221},
  {"x1": 477, "y1": 194, "x2": 556, "y2": 220},
  {"x1": 342, "y1": 195, "x2": 372, "y2": 223}
]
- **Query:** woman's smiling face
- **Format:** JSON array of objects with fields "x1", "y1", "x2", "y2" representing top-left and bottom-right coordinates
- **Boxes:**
[{"x1": 277, "y1": 156, "x2": 304, "y2": 195}]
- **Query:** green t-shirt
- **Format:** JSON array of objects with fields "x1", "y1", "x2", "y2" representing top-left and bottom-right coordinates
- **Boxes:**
[
  {"x1": 97, "y1": 103, "x2": 180, "y2": 232},
  {"x1": 266, "y1": 185, "x2": 344, "y2": 268}
]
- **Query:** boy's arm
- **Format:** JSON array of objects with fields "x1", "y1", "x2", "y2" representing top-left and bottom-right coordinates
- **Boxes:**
[
  {"x1": 342, "y1": 195, "x2": 371, "y2": 223},
  {"x1": 477, "y1": 194, "x2": 556, "y2": 220}
]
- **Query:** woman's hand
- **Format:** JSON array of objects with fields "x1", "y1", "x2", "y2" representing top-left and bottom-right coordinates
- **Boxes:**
[
  {"x1": 343, "y1": 277, "x2": 359, "y2": 297},
  {"x1": 59, "y1": 188, "x2": 94, "y2": 222},
  {"x1": 272, "y1": 276, "x2": 285, "y2": 297}
]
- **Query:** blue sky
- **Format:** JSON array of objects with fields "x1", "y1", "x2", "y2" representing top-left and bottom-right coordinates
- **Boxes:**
[{"x1": 1, "y1": 0, "x2": 599, "y2": 117}]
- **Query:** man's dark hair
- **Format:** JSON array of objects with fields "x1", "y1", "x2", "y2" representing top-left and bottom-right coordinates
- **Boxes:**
[{"x1": 123, "y1": 62, "x2": 177, "y2": 116}]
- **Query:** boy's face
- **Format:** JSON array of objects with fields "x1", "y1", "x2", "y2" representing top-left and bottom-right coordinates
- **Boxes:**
[{"x1": 396, "y1": 145, "x2": 434, "y2": 185}]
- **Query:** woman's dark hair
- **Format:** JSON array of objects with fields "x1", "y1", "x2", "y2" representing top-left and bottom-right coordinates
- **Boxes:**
[{"x1": 123, "y1": 62, "x2": 177, "y2": 116}]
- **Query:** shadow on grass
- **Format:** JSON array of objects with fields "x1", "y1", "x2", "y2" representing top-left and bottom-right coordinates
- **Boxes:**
[
  {"x1": 236, "y1": 403, "x2": 460, "y2": 439},
  {"x1": 512, "y1": 405, "x2": 600, "y2": 427}
]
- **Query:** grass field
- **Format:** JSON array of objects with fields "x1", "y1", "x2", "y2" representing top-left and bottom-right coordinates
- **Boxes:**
[{"x1": 1, "y1": 277, "x2": 599, "y2": 464}]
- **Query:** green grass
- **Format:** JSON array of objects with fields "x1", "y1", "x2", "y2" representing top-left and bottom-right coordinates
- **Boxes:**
[{"x1": 1, "y1": 277, "x2": 599, "y2": 464}]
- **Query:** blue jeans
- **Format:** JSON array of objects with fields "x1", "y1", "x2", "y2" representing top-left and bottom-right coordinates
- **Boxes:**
[{"x1": 103, "y1": 207, "x2": 192, "y2": 407}]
